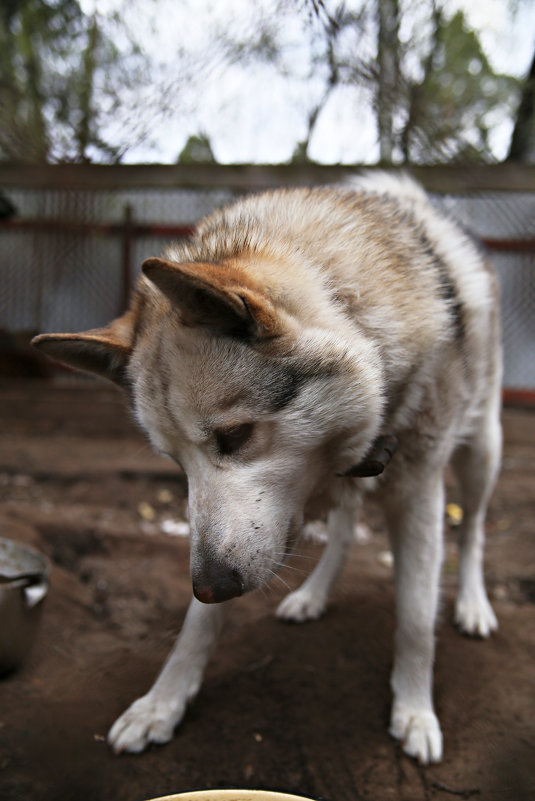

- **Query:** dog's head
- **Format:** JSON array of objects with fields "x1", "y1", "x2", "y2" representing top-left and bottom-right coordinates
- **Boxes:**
[{"x1": 33, "y1": 256, "x2": 384, "y2": 602}]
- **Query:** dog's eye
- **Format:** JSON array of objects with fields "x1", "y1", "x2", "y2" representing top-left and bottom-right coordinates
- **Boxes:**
[{"x1": 215, "y1": 422, "x2": 254, "y2": 456}]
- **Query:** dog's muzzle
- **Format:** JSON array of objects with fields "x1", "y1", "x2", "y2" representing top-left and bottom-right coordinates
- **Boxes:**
[{"x1": 192, "y1": 565, "x2": 244, "y2": 604}]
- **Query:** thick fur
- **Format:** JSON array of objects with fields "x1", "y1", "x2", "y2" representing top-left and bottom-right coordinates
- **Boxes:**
[{"x1": 33, "y1": 173, "x2": 502, "y2": 764}]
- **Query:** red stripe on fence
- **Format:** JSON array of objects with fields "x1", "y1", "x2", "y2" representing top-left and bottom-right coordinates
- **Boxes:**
[
  {"x1": 503, "y1": 388, "x2": 535, "y2": 407},
  {"x1": 3, "y1": 219, "x2": 535, "y2": 252}
]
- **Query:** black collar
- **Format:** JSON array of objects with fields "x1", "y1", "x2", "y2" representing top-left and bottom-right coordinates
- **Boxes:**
[{"x1": 338, "y1": 434, "x2": 398, "y2": 478}]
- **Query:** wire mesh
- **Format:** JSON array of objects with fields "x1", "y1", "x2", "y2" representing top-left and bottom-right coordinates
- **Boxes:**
[
  {"x1": 435, "y1": 192, "x2": 535, "y2": 391},
  {"x1": 0, "y1": 184, "x2": 533, "y2": 390}
]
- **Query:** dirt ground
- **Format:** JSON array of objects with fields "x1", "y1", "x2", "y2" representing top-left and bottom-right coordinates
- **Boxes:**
[{"x1": 0, "y1": 379, "x2": 534, "y2": 801}]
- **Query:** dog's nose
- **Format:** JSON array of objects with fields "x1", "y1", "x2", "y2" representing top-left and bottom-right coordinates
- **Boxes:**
[{"x1": 192, "y1": 567, "x2": 244, "y2": 604}]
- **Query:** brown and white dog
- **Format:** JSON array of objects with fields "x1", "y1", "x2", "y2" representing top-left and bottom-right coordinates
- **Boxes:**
[{"x1": 33, "y1": 173, "x2": 501, "y2": 763}]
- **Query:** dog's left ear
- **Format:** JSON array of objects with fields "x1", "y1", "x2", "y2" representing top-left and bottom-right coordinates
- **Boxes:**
[
  {"x1": 31, "y1": 310, "x2": 135, "y2": 385},
  {"x1": 142, "y1": 257, "x2": 284, "y2": 339}
]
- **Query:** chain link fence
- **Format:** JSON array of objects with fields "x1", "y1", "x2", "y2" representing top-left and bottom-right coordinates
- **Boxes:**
[
  {"x1": 437, "y1": 191, "x2": 535, "y2": 393},
  {"x1": 0, "y1": 186, "x2": 238, "y2": 333},
  {"x1": 1, "y1": 170, "x2": 534, "y2": 394}
]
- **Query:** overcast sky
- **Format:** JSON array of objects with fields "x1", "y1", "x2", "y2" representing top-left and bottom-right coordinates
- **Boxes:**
[{"x1": 81, "y1": 0, "x2": 535, "y2": 164}]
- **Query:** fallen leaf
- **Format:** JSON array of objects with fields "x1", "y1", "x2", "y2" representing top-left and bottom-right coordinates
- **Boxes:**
[
  {"x1": 446, "y1": 503, "x2": 463, "y2": 526},
  {"x1": 138, "y1": 502, "x2": 156, "y2": 521}
]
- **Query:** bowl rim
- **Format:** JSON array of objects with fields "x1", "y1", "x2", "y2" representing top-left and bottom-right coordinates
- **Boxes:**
[
  {"x1": 0, "y1": 537, "x2": 51, "y2": 583},
  {"x1": 147, "y1": 791, "x2": 318, "y2": 801}
]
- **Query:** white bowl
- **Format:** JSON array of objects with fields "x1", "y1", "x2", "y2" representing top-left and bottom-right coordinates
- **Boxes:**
[{"x1": 148, "y1": 791, "x2": 317, "y2": 801}]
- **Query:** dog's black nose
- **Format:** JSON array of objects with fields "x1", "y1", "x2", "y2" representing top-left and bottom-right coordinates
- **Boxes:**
[{"x1": 192, "y1": 567, "x2": 244, "y2": 604}]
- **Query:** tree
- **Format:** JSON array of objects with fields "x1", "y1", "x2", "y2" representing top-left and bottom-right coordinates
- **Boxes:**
[
  {"x1": 399, "y1": 9, "x2": 518, "y2": 162},
  {"x1": 376, "y1": 0, "x2": 400, "y2": 162},
  {"x1": 178, "y1": 133, "x2": 217, "y2": 164},
  {"x1": 0, "y1": 0, "x2": 83, "y2": 161},
  {"x1": 252, "y1": 0, "x2": 519, "y2": 164},
  {"x1": 1, "y1": 0, "x2": 524, "y2": 165},
  {"x1": 0, "y1": 0, "x2": 185, "y2": 162},
  {"x1": 290, "y1": 2, "x2": 372, "y2": 159},
  {"x1": 507, "y1": 47, "x2": 535, "y2": 162}
]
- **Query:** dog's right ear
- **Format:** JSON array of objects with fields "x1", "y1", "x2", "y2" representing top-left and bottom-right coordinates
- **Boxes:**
[{"x1": 31, "y1": 309, "x2": 135, "y2": 385}]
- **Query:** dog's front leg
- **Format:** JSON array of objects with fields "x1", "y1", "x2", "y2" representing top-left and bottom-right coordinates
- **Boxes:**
[
  {"x1": 276, "y1": 505, "x2": 356, "y2": 622},
  {"x1": 385, "y1": 472, "x2": 445, "y2": 764},
  {"x1": 108, "y1": 596, "x2": 227, "y2": 754}
]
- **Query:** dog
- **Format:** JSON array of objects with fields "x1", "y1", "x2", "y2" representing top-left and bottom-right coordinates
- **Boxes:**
[{"x1": 32, "y1": 172, "x2": 502, "y2": 764}]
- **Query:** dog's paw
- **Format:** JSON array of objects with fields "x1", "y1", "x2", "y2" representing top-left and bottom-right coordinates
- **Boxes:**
[
  {"x1": 390, "y1": 704, "x2": 443, "y2": 764},
  {"x1": 455, "y1": 592, "x2": 498, "y2": 638},
  {"x1": 108, "y1": 693, "x2": 185, "y2": 754},
  {"x1": 276, "y1": 588, "x2": 327, "y2": 622}
]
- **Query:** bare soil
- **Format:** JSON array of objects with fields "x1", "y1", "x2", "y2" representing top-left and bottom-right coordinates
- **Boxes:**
[{"x1": 0, "y1": 380, "x2": 534, "y2": 801}]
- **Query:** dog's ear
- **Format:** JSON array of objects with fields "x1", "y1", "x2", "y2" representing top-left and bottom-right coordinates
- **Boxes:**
[
  {"x1": 31, "y1": 310, "x2": 135, "y2": 385},
  {"x1": 142, "y1": 257, "x2": 283, "y2": 339}
]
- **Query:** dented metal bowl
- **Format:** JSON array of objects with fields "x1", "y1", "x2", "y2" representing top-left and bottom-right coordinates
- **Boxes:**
[{"x1": 0, "y1": 538, "x2": 51, "y2": 676}]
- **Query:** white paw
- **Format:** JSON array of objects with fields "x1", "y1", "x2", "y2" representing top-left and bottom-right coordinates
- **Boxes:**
[
  {"x1": 108, "y1": 693, "x2": 186, "y2": 754},
  {"x1": 455, "y1": 592, "x2": 498, "y2": 638},
  {"x1": 276, "y1": 588, "x2": 327, "y2": 622},
  {"x1": 390, "y1": 704, "x2": 443, "y2": 764}
]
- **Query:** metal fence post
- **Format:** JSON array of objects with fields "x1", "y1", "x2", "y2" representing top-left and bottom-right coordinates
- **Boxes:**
[{"x1": 121, "y1": 203, "x2": 133, "y2": 313}]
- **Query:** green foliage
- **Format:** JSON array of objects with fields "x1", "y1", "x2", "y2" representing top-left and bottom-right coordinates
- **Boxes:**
[
  {"x1": 507, "y1": 50, "x2": 535, "y2": 162},
  {"x1": 0, "y1": 0, "x2": 526, "y2": 165},
  {"x1": 270, "y1": 0, "x2": 521, "y2": 164},
  {"x1": 290, "y1": 140, "x2": 312, "y2": 163},
  {"x1": 177, "y1": 134, "x2": 217, "y2": 164},
  {"x1": 0, "y1": 0, "x2": 84, "y2": 161},
  {"x1": 400, "y1": 10, "x2": 519, "y2": 162},
  {"x1": 0, "y1": 0, "x2": 152, "y2": 162}
]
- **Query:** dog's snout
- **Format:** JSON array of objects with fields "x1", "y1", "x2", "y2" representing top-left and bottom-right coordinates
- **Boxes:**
[{"x1": 192, "y1": 565, "x2": 244, "y2": 604}]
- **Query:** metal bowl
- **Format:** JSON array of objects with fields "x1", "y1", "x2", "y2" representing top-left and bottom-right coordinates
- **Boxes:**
[{"x1": 0, "y1": 538, "x2": 51, "y2": 676}]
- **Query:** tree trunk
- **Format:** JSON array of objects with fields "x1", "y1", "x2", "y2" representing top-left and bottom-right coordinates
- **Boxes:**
[
  {"x1": 507, "y1": 48, "x2": 535, "y2": 163},
  {"x1": 19, "y1": 5, "x2": 49, "y2": 161},
  {"x1": 76, "y1": 16, "x2": 99, "y2": 162},
  {"x1": 376, "y1": 0, "x2": 400, "y2": 163}
]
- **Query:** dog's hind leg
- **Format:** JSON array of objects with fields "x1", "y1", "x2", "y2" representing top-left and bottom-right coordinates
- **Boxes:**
[
  {"x1": 451, "y1": 401, "x2": 501, "y2": 637},
  {"x1": 108, "y1": 596, "x2": 227, "y2": 754},
  {"x1": 386, "y1": 472, "x2": 444, "y2": 764},
  {"x1": 276, "y1": 505, "x2": 355, "y2": 622}
]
